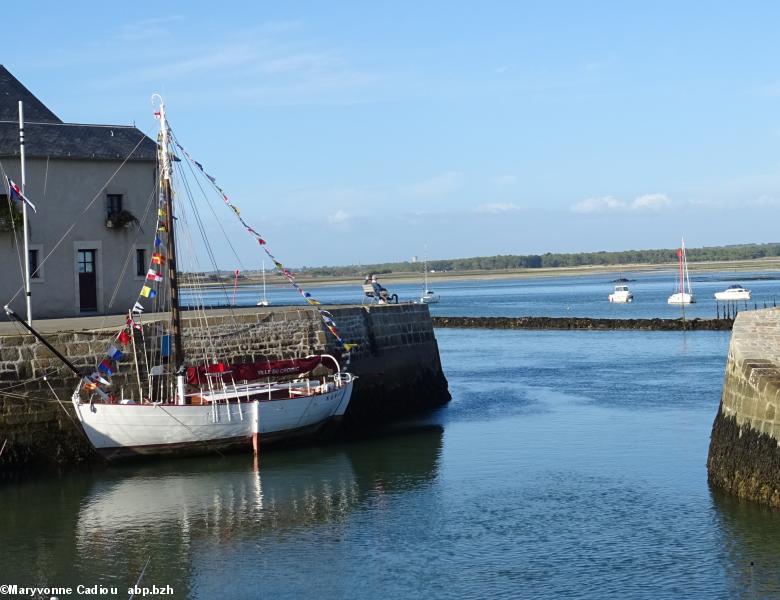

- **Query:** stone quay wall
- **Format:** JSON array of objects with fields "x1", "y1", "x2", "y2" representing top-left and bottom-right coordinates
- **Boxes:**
[
  {"x1": 707, "y1": 307, "x2": 780, "y2": 506},
  {"x1": 0, "y1": 303, "x2": 450, "y2": 470}
]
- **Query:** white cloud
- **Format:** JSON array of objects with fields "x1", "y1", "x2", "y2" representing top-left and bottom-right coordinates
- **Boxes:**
[
  {"x1": 327, "y1": 209, "x2": 350, "y2": 224},
  {"x1": 572, "y1": 193, "x2": 671, "y2": 214},
  {"x1": 753, "y1": 195, "x2": 780, "y2": 207},
  {"x1": 492, "y1": 175, "x2": 517, "y2": 186},
  {"x1": 572, "y1": 196, "x2": 624, "y2": 214},
  {"x1": 402, "y1": 171, "x2": 464, "y2": 198},
  {"x1": 476, "y1": 202, "x2": 522, "y2": 214},
  {"x1": 632, "y1": 193, "x2": 671, "y2": 210},
  {"x1": 118, "y1": 16, "x2": 184, "y2": 42}
]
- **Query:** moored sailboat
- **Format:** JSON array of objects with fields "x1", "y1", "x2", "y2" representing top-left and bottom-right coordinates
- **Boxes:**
[
  {"x1": 6, "y1": 96, "x2": 355, "y2": 460},
  {"x1": 256, "y1": 259, "x2": 270, "y2": 306},
  {"x1": 417, "y1": 254, "x2": 440, "y2": 304},
  {"x1": 667, "y1": 237, "x2": 695, "y2": 305}
]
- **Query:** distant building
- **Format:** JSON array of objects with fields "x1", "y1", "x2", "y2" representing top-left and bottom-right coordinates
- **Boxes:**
[{"x1": 0, "y1": 66, "x2": 157, "y2": 319}]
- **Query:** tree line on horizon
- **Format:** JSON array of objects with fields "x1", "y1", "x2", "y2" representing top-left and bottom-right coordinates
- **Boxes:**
[{"x1": 296, "y1": 242, "x2": 780, "y2": 277}]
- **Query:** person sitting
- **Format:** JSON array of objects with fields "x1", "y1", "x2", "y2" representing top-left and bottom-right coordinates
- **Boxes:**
[{"x1": 371, "y1": 275, "x2": 398, "y2": 304}]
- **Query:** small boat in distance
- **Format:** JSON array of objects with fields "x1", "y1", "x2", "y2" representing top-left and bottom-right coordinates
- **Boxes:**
[
  {"x1": 257, "y1": 259, "x2": 270, "y2": 306},
  {"x1": 714, "y1": 284, "x2": 751, "y2": 301},
  {"x1": 608, "y1": 284, "x2": 633, "y2": 303},
  {"x1": 668, "y1": 237, "x2": 695, "y2": 305},
  {"x1": 418, "y1": 253, "x2": 440, "y2": 304}
]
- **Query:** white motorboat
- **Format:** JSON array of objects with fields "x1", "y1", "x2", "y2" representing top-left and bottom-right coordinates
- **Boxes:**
[
  {"x1": 714, "y1": 285, "x2": 751, "y2": 301},
  {"x1": 667, "y1": 238, "x2": 695, "y2": 305},
  {"x1": 608, "y1": 285, "x2": 633, "y2": 303}
]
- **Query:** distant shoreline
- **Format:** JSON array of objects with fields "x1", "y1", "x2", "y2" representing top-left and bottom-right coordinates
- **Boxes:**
[{"x1": 186, "y1": 257, "x2": 780, "y2": 289}]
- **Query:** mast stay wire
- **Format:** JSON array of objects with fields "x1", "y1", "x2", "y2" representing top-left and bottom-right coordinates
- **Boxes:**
[{"x1": 169, "y1": 127, "x2": 248, "y2": 274}]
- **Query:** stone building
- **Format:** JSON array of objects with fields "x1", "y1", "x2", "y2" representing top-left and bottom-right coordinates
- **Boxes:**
[{"x1": 0, "y1": 65, "x2": 157, "y2": 319}]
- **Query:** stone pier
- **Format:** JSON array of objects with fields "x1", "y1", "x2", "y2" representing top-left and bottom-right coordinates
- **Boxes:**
[
  {"x1": 0, "y1": 303, "x2": 450, "y2": 470},
  {"x1": 707, "y1": 307, "x2": 780, "y2": 506}
]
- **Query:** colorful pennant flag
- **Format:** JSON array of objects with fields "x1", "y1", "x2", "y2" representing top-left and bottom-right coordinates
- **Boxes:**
[
  {"x1": 140, "y1": 286, "x2": 157, "y2": 298},
  {"x1": 106, "y1": 345, "x2": 122, "y2": 361},
  {"x1": 98, "y1": 359, "x2": 114, "y2": 375},
  {"x1": 146, "y1": 269, "x2": 163, "y2": 282},
  {"x1": 90, "y1": 372, "x2": 111, "y2": 386},
  {"x1": 117, "y1": 330, "x2": 131, "y2": 345},
  {"x1": 151, "y1": 253, "x2": 165, "y2": 265}
]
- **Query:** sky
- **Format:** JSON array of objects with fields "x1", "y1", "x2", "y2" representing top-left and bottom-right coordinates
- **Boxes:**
[{"x1": 6, "y1": 1, "x2": 780, "y2": 267}]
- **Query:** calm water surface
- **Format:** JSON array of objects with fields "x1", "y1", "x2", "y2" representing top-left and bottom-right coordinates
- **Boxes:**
[
  {"x1": 184, "y1": 268, "x2": 780, "y2": 319},
  {"x1": 5, "y1": 277, "x2": 780, "y2": 598}
]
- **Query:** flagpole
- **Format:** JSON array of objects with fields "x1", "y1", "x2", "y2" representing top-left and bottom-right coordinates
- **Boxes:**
[{"x1": 18, "y1": 101, "x2": 32, "y2": 326}]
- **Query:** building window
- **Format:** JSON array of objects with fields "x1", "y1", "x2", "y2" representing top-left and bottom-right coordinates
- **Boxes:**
[
  {"x1": 29, "y1": 249, "x2": 39, "y2": 278},
  {"x1": 136, "y1": 248, "x2": 146, "y2": 277},
  {"x1": 78, "y1": 249, "x2": 95, "y2": 273},
  {"x1": 106, "y1": 193, "x2": 123, "y2": 217}
]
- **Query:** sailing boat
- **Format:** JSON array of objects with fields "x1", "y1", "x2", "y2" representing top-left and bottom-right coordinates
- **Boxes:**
[
  {"x1": 667, "y1": 237, "x2": 695, "y2": 305},
  {"x1": 5, "y1": 96, "x2": 355, "y2": 460},
  {"x1": 417, "y1": 254, "x2": 440, "y2": 304},
  {"x1": 256, "y1": 259, "x2": 270, "y2": 306}
]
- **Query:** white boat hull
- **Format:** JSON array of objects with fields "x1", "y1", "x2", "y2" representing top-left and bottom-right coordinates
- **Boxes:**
[
  {"x1": 714, "y1": 290, "x2": 751, "y2": 301},
  {"x1": 608, "y1": 293, "x2": 633, "y2": 303},
  {"x1": 73, "y1": 380, "x2": 354, "y2": 459},
  {"x1": 667, "y1": 292, "x2": 695, "y2": 305}
]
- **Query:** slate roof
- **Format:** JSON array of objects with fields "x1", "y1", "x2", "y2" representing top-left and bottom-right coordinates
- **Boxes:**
[
  {"x1": 0, "y1": 66, "x2": 61, "y2": 123},
  {"x1": 0, "y1": 65, "x2": 157, "y2": 161},
  {"x1": 0, "y1": 122, "x2": 158, "y2": 161}
]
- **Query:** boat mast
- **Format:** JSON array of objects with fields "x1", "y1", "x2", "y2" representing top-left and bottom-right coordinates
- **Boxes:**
[
  {"x1": 682, "y1": 237, "x2": 692, "y2": 295},
  {"x1": 678, "y1": 238, "x2": 684, "y2": 295},
  {"x1": 157, "y1": 99, "x2": 185, "y2": 373},
  {"x1": 18, "y1": 102, "x2": 32, "y2": 325},
  {"x1": 262, "y1": 259, "x2": 267, "y2": 302}
]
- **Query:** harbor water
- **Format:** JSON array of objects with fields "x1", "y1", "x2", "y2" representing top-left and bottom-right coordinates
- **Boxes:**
[{"x1": 5, "y1": 272, "x2": 780, "y2": 598}]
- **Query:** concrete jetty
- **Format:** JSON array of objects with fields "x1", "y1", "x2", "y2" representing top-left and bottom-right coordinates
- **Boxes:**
[
  {"x1": 708, "y1": 307, "x2": 780, "y2": 506},
  {"x1": 0, "y1": 303, "x2": 450, "y2": 470},
  {"x1": 431, "y1": 316, "x2": 734, "y2": 331}
]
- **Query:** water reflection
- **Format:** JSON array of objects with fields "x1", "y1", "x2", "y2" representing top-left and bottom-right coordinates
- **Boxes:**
[
  {"x1": 0, "y1": 426, "x2": 443, "y2": 595},
  {"x1": 711, "y1": 489, "x2": 780, "y2": 598}
]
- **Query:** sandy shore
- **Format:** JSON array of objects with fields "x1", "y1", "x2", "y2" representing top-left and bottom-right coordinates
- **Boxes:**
[{"x1": 214, "y1": 257, "x2": 780, "y2": 289}]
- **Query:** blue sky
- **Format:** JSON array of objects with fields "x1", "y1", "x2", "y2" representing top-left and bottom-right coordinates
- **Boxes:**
[{"x1": 6, "y1": 2, "x2": 780, "y2": 267}]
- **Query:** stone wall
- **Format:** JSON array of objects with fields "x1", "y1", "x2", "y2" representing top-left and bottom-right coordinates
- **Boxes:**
[
  {"x1": 707, "y1": 307, "x2": 780, "y2": 506},
  {"x1": 0, "y1": 303, "x2": 450, "y2": 471}
]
